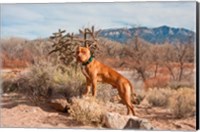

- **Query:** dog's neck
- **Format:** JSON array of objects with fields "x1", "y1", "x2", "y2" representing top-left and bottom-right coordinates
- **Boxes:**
[{"x1": 82, "y1": 55, "x2": 94, "y2": 66}]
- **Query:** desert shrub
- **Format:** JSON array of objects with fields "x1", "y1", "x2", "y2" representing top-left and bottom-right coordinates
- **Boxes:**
[
  {"x1": 96, "y1": 84, "x2": 118, "y2": 103},
  {"x1": 26, "y1": 61, "x2": 85, "y2": 100},
  {"x1": 146, "y1": 88, "x2": 173, "y2": 107},
  {"x1": 169, "y1": 87, "x2": 195, "y2": 118},
  {"x1": 2, "y1": 79, "x2": 19, "y2": 93},
  {"x1": 24, "y1": 62, "x2": 55, "y2": 98},
  {"x1": 134, "y1": 90, "x2": 146, "y2": 105},
  {"x1": 50, "y1": 65, "x2": 85, "y2": 99},
  {"x1": 2, "y1": 60, "x2": 85, "y2": 103},
  {"x1": 143, "y1": 76, "x2": 170, "y2": 91},
  {"x1": 1, "y1": 38, "x2": 52, "y2": 68},
  {"x1": 168, "y1": 81, "x2": 194, "y2": 90},
  {"x1": 69, "y1": 97, "x2": 106, "y2": 126}
]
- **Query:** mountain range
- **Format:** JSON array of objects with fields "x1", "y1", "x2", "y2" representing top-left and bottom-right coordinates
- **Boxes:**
[{"x1": 99, "y1": 25, "x2": 195, "y2": 44}]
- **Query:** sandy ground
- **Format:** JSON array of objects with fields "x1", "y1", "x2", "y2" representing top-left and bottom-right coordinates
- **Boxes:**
[
  {"x1": 0, "y1": 92, "x2": 196, "y2": 130},
  {"x1": 0, "y1": 69, "x2": 196, "y2": 130},
  {"x1": 0, "y1": 93, "x2": 94, "y2": 129}
]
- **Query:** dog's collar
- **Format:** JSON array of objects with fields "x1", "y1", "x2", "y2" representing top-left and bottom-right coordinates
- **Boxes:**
[{"x1": 82, "y1": 55, "x2": 94, "y2": 66}]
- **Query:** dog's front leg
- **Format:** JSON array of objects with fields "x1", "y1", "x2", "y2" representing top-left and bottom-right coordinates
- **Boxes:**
[
  {"x1": 91, "y1": 78, "x2": 97, "y2": 97},
  {"x1": 83, "y1": 78, "x2": 91, "y2": 96}
]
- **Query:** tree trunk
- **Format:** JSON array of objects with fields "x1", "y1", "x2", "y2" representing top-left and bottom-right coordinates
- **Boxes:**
[
  {"x1": 166, "y1": 64, "x2": 175, "y2": 80},
  {"x1": 178, "y1": 62, "x2": 184, "y2": 81},
  {"x1": 154, "y1": 63, "x2": 158, "y2": 77}
]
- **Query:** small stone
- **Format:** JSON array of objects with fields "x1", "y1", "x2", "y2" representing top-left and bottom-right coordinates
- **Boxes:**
[{"x1": 2, "y1": 93, "x2": 8, "y2": 97}]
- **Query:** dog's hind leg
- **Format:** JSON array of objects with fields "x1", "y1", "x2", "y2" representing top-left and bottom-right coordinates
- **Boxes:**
[
  {"x1": 126, "y1": 99, "x2": 136, "y2": 115},
  {"x1": 120, "y1": 84, "x2": 136, "y2": 115}
]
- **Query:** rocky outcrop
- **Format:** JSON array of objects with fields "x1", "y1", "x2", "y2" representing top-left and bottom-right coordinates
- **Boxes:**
[{"x1": 102, "y1": 112, "x2": 155, "y2": 130}]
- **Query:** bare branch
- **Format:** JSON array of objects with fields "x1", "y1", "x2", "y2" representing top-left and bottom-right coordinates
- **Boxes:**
[{"x1": 49, "y1": 26, "x2": 101, "y2": 65}]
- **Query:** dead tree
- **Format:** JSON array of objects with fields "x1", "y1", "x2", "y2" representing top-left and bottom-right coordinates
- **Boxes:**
[
  {"x1": 149, "y1": 45, "x2": 162, "y2": 77},
  {"x1": 163, "y1": 44, "x2": 176, "y2": 80},
  {"x1": 163, "y1": 43, "x2": 193, "y2": 82},
  {"x1": 125, "y1": 35, "x2": 150, "y2": 81},
  {"x1": 174, "y1": 43, "x2": 192, "y2": 81}
]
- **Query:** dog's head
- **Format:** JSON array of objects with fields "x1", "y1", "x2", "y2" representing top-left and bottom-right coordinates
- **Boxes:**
[{"x1": 76, "y1": 46, "x2": 91, "y2": 63}]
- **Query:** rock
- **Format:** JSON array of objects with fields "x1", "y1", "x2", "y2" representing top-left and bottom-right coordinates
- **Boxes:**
[
  {"x1": 102, "y1": 112, "x2": 129, "y2": 129},
  {"x1": 124, "y1": 118, "x2": 140, "y2": 129},
  {"x1": 124, "y1": 118, "x2": 154, "y2": 130},
  {"x1": 102, "y1": 112, "x2": 154, "y2": 130},
  {"x1": 47, "y1": 95, "x2": 70, "y2": 112},
  {"x1": 2, "y1": 93, "x2": 9, "y2": 97}
]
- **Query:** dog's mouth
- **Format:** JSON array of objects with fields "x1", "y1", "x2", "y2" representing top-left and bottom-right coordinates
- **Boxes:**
[{"x1": 76, "y1": 56, "x2": 83, "y2": 62}]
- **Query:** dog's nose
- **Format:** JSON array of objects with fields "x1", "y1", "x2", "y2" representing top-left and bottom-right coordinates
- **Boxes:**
[
  {"x1": 77, "y1": 54, "x2": 81, "y2": 58},
  {"x1": 77, "y1": 56, "x2": 81, "y2": 61}
]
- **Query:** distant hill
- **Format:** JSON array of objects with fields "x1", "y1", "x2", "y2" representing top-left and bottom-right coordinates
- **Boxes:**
[{"x1": 99, "y1": 25, "x2": 195, "y2": 44}]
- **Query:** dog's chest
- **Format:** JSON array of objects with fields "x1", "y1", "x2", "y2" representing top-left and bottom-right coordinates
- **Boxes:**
[{"x1": 81, "y1": 66, "x2": 91, "y2": 79}]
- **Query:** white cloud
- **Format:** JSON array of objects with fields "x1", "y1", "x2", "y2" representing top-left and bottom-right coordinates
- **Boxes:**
[
  {"x1": 1, "y1": 1, "x2": 196, "y2": 39},
  {"x1": 1, "y1": 4, "x2": 44, "y2": 22}
]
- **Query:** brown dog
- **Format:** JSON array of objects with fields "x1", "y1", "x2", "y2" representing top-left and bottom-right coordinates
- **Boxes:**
[{"x1": 76, "y1": 46, "x2": 136, "y2": 115}]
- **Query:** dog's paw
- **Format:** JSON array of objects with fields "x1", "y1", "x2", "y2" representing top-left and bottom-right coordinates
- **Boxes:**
[{"x1": 81, "y1": 94, "x2": 89, "y2": 99}]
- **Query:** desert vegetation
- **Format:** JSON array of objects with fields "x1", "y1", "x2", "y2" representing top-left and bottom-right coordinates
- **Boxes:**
[{"x1": 0, "y1": 26, "x2": 196, "y2": 130}]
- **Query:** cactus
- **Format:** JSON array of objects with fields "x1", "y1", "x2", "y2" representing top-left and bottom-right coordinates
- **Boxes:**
[{"x1": 49, "y1": 26, "x2": 101, "y2": 66}]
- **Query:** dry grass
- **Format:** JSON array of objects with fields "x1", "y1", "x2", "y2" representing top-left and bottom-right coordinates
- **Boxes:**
[
  {"x1": 169, "y1": 88, "x2": 195, "y2": 118},
  {"x1": 2, "y1": 60, "x2": 85, "y2": 103},
  {"x1": 134, "y1": 90, "x2": 146, "y2": 105},
  {"x1": 144, "y1": 87, "x2": 195, "y2": 119},
  {"x1": 2, "y1": 79, "x2": 20, "y2": 93},
  {"x1": 96, "y1": 84, "x2": 118, "y2": 103},
  {"x1": 143, "y1": 75, "x2": 170, "y2": 91},
  {"x1": 168, "y1": 81, "x2": 194, "y2": 90},
  {"x1": 146, "y1": 88, "x2": 173, "y2": 107},
  {"x1": 69, "y1": 97, "x2": 106, "y2": 126}
]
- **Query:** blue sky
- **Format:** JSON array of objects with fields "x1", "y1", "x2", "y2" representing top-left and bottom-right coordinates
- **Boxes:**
[{"x1": 1, "y1": 1, "x2": 196, "y2": 39}]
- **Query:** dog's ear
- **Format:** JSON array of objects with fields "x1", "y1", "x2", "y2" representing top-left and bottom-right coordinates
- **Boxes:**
[
  {"x1": 76, "y1": 46, "x2": 79, "y2": 51},
  {"x1": 76, "y1": 46, "x2": 81, "y2": 55}
]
